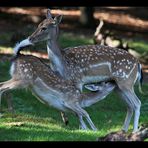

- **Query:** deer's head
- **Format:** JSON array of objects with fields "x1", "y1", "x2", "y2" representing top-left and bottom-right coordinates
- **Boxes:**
[{"x1": 29, "y1": 9, "x2": 62, "y2": 43}]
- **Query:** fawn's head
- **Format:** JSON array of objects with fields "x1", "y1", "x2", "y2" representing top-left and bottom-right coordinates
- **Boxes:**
[{"x1": 29, "y1": 9, "x2": 62, "y2": 43}]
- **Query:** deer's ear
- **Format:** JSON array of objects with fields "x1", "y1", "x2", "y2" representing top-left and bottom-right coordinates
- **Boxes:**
[
  {"x1": 54, "y1": 15, "x2": 63, "y2": 25},
  {"x1": 46, "y1": 9, "x2": 53, "y2": 19}
]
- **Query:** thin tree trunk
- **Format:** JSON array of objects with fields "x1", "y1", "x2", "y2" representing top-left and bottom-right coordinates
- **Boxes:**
[{"x1": 79, "y1": 7, "x2": 95, "y2": 28}]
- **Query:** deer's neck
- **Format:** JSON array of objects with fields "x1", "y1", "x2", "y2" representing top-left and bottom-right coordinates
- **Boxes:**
[{"x1": 47, "y1": 39, "x2": 67, "y2": 78}]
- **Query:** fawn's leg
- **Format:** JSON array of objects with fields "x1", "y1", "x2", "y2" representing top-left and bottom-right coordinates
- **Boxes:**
[{"x1": 0, "y1": 79, "x2": 23, "y2": 113}]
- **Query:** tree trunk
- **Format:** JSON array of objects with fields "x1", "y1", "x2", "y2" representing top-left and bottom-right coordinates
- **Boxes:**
[{"x1": 79, "y1": 7, "x2": 95, "y2": 28}]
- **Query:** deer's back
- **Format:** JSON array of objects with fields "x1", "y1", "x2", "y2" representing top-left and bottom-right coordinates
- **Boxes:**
[
  {"x1": 10, "y1": 54, "x2": 77, "y2": 93},
  {"x1": 64, "y1": 45, "x2": 138, "y2": 80}
]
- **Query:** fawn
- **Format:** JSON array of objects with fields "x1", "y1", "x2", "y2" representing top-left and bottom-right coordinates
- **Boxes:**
[{"x1": 0, "y1": 45, "x2": 115, "y2": 130}]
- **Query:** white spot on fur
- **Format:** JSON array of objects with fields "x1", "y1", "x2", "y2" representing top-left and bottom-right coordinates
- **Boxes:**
[
  {"x1": 125, "y1": 65, "x2": 128, "y2": 69},
  {"x1": 26, "y1": 74, "x2": 32, "y2": 79},
  {"x1": 24, "y1": 68, "x2": 28, "y2": 72},
  {"x1": 122, "y1": 72, "x2": 126, "y2": 77},
  {"x1": 119, "y1": 69, "x2": 122, "y2": 73},
  {"x1": 113, "y1": 64, "x2": 137, "y2": 78}
]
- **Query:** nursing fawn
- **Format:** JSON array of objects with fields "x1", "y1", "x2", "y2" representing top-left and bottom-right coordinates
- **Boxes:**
[{"x1": 0, "y1": 47, "x2": 115, "y2": 130}]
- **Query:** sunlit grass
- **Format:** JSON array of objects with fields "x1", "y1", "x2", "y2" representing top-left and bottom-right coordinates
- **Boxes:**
[
  {"x1": 129, "y1": 39, "x2": 148, "y2": 54},
  {"x1": 0, "y1": 46, "x2": 13, "y2": 53}
]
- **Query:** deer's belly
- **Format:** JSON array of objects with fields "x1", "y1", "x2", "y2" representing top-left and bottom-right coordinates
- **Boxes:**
[
  {"x1": 31, "y1": 77, "x2": 67, "y2": 111},
  {"x1": 32, "y1": 86, "x2": 67, "y2": 111}
]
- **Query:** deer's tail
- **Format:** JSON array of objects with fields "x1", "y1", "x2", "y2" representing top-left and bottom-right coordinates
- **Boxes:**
[
  {"x1": 137, "y1": 63, "x2": 147, "y2": 95},
  {"x1": 13, "y1": 38, "x2": 33, "y2": 56}
]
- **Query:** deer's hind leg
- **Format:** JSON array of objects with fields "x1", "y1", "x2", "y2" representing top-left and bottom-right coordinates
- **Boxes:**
[
  {"x1": 115, "y1": 88, "x2": 134, "y2": 132},
  {"x1": 117, "y1": 83, "x2": 141, "y2": 133},
  {"x1": 0, "y1": 79, "x2": 24, "y2": 112},
  {"x1": 2, "y1": 92, "x2": 14, "y2": 113}
]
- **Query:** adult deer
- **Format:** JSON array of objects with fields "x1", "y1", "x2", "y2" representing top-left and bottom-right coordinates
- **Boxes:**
[
  {"x1": 16, "y1": 9, "x2": 143, "y2": 133},
  {"x1": 0, "y1": 46, "x2": 115, "y2": 130}
]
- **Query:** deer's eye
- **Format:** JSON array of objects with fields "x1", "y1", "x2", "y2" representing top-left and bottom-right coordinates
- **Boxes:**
[{"x1": 41, "y1": 27, "x2": 47, "y2": 31}]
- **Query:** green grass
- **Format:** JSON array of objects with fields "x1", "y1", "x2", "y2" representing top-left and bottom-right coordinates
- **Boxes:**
[
  {"x1": 59, "y1": 33, "x2": 94, "y2": 48},
  {"x1": 128, "y1": 39, "x2": 148, "y2": 55},
  {"x1": 0, "y1": 60, "x2": 148, "y2": 141}
]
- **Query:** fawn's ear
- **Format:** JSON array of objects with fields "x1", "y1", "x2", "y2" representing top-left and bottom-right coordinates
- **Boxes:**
[
  {"x1": 54, "y1": 15, "x2": 63, "y2": 25},
  {"x1": 84, "y1": 84, "x2": 103, "y2": 91},
  {"x1": 46, "y1": 9, "x2": 53, "y2": 19}
]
